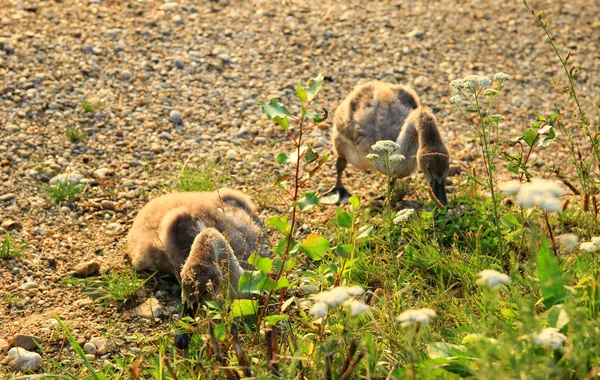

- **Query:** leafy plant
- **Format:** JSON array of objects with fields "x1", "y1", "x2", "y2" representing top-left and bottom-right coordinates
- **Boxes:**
[
  {"x1": 0, "y1": 232, "x2": 28, "y2": 259},
  {"x1": 66, "y1": 126, "x2": 86, "y2": 143},
  {"x1": 43, "y1": 181, "x2": 83, "y2": 203}
]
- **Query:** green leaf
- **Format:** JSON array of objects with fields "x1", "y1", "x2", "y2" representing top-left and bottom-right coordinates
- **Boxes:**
[
  {"x1": 301, "y1": 106, "x2": 317, "y2": 119},
  {"x1": 305, "y1": 74, "x2": 324, "y2": 102},
  {"x1": 258, "y1": 99, "x2": 290, "y2": 120},
  {"x1": 276, "y1": 153, "x2": 289, "y2": 165},
  {"x1": 238, "y1": 271, "x2": 266, "y2": 294},
  {"x1": 313, "y1": 108, "x2": 328, "y2": 124},
  {"x1": 520, "y1": 129, "x2": 538, "y2": 147},
  {"x1": 295, "y1": 191, "x2": 320, "y2": 212},
  {"x1": 507, "y1": 162, "x2": 519, "y2": 174},
  {"x1": 304, "y1": 145, "x2": 318, "y2": 163},
  {"x1": 547, "y1": 305, "x2": 570, "y2": 329},
  {"x1": 256, "y1": 257, "x2": 273, "y2": 274},
  {"x1": 231, "y1": 299, "x2": 258, "y2": 317},
  {"x1": 267, "y1": 215, "x2": 291, "y2": 234},
  {"x1": 264, "y1": 314, "x2": 289, "y2": 326},
  {"x1": 500, "y1": 214, "x2": 520, "y2": 228},
  {"x1": 537, "y1": 237, "x2": 568, "y2": 308},
  {"x1": 273, "y1": 115, "x2": 289, "y2": 131},
  {"x1": 296, "y1": 83, "x2": 308, "y2": 102},
  {"x1": 309, "y1": 154, "x2": 329, "y2": 177},
  {"x1": 427, "y1": 342, "x2": 468, "y2": 359},
  {"x1": 349, "y1": 195, "x2": 360, "y2": 210},
  {"x1": 336, "y1": 209, "x2": 352, "y2": 228},
  {"x1": 300, "y1": 233, "x2": 329, "y2": 260},
  {"x1": 356, "y1": 224, "x2": 373, "y2": 239}
]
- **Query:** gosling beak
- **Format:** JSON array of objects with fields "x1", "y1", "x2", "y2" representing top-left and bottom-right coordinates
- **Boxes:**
[{"x1": 430, "y1": 179, "x2": 447, "y2": 206}]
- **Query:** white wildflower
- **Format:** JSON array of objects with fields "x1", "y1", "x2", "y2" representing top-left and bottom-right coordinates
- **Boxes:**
[
  {"x1": 514, "y1": 179, "x2": 565, "y2": 212},
  {"x1": 388, "y1": 153, "x2": 405, "y2": 165},
  {"x1": 449, "y1": 95, "x2": 463, "y2": 104},
  {"x1": 494, "y1": 72, "x2": 512, "y2": 82},
  {"x1": 343, "y1": 299, "x2": 370, "y2": 316},
  {"x1": 366, "y1": 153, "x2": 380, "y2": 161},
  {"x1": 449, "y1": 79, "x2": 464, "y2": 89},
  {"x1": 309, "y1": 301, "x2": 328, "y2": 318},
  {"x1": 462, "y1": 75, "x2": 492, "y2": 89},
  {"x1": 484, "y1": 88, "x2": 498, "y2": 96},
  {"x1": 397, "y1": 308, "x2": 437, "y2": 327},
  {"x1": 591, "y1": 236, "x2": 600, "y2": 246},
  {"x1": 393, "y1": 208, "x2": 415, "y2": 224},
  {"x1": 476, "y1": 269, "x2": 511, "y2": 288},
  {"x1": 313, "y1": 287, "x2": 350, "y2": 306},
  {"x1": 532, "y1": 327, "x2": 567, "y2": 349},
  {"x1": 371, "y1": 140, "x2": 401, "y2": 155},
  {"x1": 557, "y1": 233, "x2": 578, "y2": 250},
  {"x1": 499, "y1": 180, "x2": 521, "y2": 196},
  {"x1": 579, "y1": 241, "x2": 598, "y2": 252},
  {"x1": 346, "y1": 285, "x2": 365, "y2": 297}
]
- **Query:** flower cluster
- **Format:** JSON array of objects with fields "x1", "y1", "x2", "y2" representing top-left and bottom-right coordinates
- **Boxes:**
[
  {"x1": 531, "y1": 327, "x2": 567, "y2": 349},
  {"x1": 397, "y1": 308, "x2": 437, "y2": 327},
  {"x1": 476, "y1": 269, "x2": 511, "y2": 288},
  {"x1": 579, "y1": 236, "x2": 600, "y2": 252},
  {"x1": 371, "y1": 140, "x2": 401, "y2": 155},
  {"x1": 309, "y1": 286, "x2": 369, "y2": 318},
  {"x1": 493, "y1": 72, "x2": 512, "y2": 82},
  {"x1": 393, "y1": 208, "x2": 415, "y2": 224},
  {"x1": 557, "y1": 233, "x2": 578, "y2": 250},
  {"x1": 500, "y1": 179, "x2": 565, "y2": 212}
]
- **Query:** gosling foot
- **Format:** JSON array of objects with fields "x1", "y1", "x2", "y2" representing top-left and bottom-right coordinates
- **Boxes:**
[{"x1": 320, "y1": 187, "x2": 352, "y2": 205}]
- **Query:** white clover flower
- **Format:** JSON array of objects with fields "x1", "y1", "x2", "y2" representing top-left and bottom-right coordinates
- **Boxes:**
[
  {"x1": 557, "y1": 233, "x2": 578, "y2": 250},
  {"x1": 494, "y1": 72, "x2": 512, "y2": 82},
  {"x1": 309, "y1": 301, "x2": 328, "y2": 318},
  {"x1": 532, "y1": 327, "x2": 567, "y2": 349},
  {"x1": 449, "y1": 95, "x2": 463, "y2": 105},
  {"x1": 313, "y1": 287, "x2": 350, "y2": 306},
  {"x1": 579, "y1": 242, "x2": 598, "y2": 252},
  {"x1": 476, "y1": 269, "x2": 511, "y2": 288},
  {"x1": 366, "y1": 153, "x2": 380, "y2": 161},
  {"x1": 483, "y1": 88, "x2": 498, "y2": 96},
  {"x1": 393, "y1": 208, "x2": 415, "y2": 224},
  {"x1": 346, "y1": 285, "x2": 365, "y2": 297},
  {"x1": 449, "y1": 79, "x2": 464, "y2": 89},
  {"x1": 343, "y1": 299, "x2": 370, "y2": 316},
  {"x1": 591, "y1": 236, "x2": 600, "y2": 246},
  {"x1": 499, "y1": 180, "x2": 521, "y2": 196},
  {"x1": 397, "y1": 308, "x2": 437, "y2": 327},
  {"x1": 371, "y1": 140, "x2": 401, "y2": 155},
  {"x1": 388, "y1": 153, "x2": 405, "y2": 166},
  {"x1": 462, "y1": 75, "x2": 492, "y2": 89}
]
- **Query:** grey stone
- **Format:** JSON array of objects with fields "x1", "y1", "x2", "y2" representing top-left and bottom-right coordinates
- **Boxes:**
[
  {"x1": 7, "y1": 347, "x2": 42, "y2": 372},
  {"x1": 0, "y1": 193, "x2": 16, "y2": 202},
  {"x1": 83, "y1": 342, "x2": 97, "y2": 355},
  {"x1": 169, "y1": 110, "x2": 182, "y2": 124},
  {"x1": 158, "y1": 132, "x2": 174, "y2": 141},
  {"x1": 133, "y1": 297, "x2": 163, "y2": 319},
  {"x1": 88, "y1": 337, "x2": 117, "y2": 355},
  {"x1": 12, "y1": 334, "x2": 42, "y2": 351},
  {"x1": 73, "y1": 259, "x2": 101, "y2": 277}
]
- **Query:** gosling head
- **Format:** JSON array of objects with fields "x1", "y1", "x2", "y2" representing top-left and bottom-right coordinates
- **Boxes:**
[
  {"x1": 180, "y1": 228, "x2": 238, "y2": 307},
  {"x1": 415, "y1": 109, "x2": 450, "y2": 205}
]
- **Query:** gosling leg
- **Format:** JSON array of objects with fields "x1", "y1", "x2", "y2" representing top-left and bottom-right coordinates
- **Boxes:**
[{"x1": 320, "y1": 156, "x2": 352, "y2": 205}]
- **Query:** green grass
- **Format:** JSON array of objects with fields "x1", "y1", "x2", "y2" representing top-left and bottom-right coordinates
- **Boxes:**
[
  {"x1": 66, "y1": 127, "x2": 86, "y2": 143},
  {"x1": 168, "y1": 158, "x2": 229, "y2": 192},
  {"x1": 78, "y1": 267, "x2": 150, "y2": 306},
  {"x1": 0, "y1": 232, "x2": 28, "y2": 259},
  {"x1": 43, "y1": 181, "x2": 83, "y2": 203},
  {"x1": 80, "y1": 98, "x2": 106, "y2": 113}
]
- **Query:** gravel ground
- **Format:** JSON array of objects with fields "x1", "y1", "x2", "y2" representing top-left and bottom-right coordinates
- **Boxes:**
[{"x1": 0, "y1": 0, "x2": 599, "y2": 373}]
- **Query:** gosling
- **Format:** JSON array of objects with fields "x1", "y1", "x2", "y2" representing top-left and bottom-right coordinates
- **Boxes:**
[
  {"x1": 321, "y1": 81, "x2": 450, "y2": 205},
  {"x1": 126, "y1": 188, "x2": 268, "y2": 304}
]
